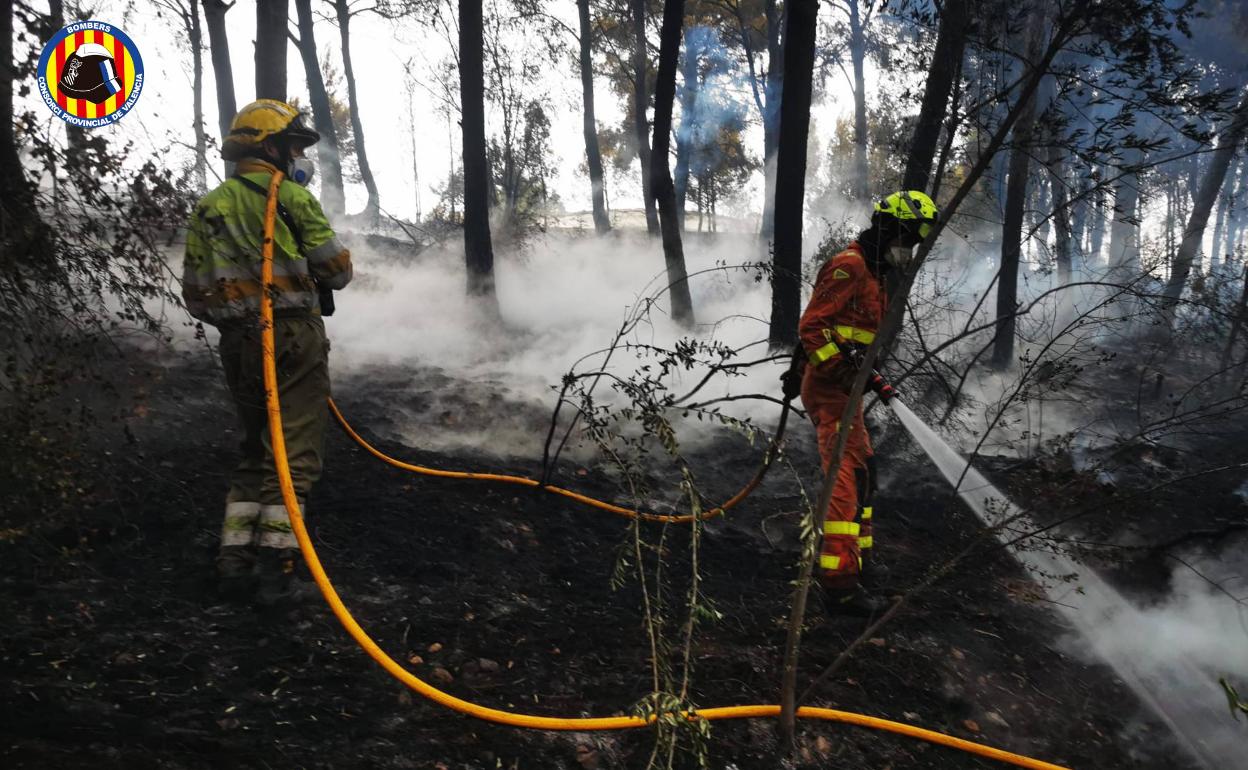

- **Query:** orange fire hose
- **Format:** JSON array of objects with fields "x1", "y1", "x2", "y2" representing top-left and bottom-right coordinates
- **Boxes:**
[{"x1": 258, "y1": 171, "x2": 1069, "y2": 770}]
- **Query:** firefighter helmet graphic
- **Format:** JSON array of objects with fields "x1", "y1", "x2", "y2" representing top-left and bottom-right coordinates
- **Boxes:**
[
  {"x1": 58, "y1": 42, "x2": 122, "y2": 104},
  {"x1": 36, "y1": 21, "x2": 144, "y2": 126}
]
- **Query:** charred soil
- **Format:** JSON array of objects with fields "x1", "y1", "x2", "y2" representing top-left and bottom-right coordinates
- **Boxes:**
[{"x1": 0, "y1": 350, "x2": 1224, "y2": 769}]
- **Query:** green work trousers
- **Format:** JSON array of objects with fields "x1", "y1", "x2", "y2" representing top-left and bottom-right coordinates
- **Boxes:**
[{"x1": 219, "y1": 315, "x2": 330, "y2": 510}]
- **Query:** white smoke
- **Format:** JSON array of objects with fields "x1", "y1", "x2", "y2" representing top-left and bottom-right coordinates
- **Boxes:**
[
  {"x1": 890, "y1": 398, "x2": 1248, "y2": 767},
  {"x1": 154, "y1": 229, "x2": 795, "y2": 464}
]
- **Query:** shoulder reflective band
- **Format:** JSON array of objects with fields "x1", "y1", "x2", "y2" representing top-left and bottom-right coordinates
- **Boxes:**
[
  {"x1": 824, "y1": 521, "x2": 861, "y2": 536},
  {"x1": 808, "y1": 326, "x2": 877, "y2": 366}
]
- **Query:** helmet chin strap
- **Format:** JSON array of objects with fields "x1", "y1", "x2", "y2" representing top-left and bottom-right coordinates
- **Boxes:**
[
  {"x1": 858, "y1": 222, "x2": 896, "y2": 278},
  {"x1": 884, "y1": 246, "x2": 914, "y2": 269}
]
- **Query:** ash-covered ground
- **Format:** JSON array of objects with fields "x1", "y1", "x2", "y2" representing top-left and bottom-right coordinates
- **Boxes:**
[{"x1": 5, "y1": 343, "x2": 1238, "y2": 770}]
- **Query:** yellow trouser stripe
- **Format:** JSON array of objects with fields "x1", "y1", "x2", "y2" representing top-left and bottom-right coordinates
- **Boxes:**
[
  {"x1": 809, "y1": 340, "x2": 842, "y2": 366},
  {"x1": 824, "y1": 521, "x2": 861, "y2": 536},
  {"x1": 820, "y1": 555, "x2": 841, "y2": 570}
]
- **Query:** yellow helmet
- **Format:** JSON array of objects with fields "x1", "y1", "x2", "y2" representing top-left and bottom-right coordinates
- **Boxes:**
[
  {"x1": 873, "y1": 190, "x2": 940, "y2": 240},
  {"x1": 221, "y1": 99, "x2": 320, "y2": 161}
]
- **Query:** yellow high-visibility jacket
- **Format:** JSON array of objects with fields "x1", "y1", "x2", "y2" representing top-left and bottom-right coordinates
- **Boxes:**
[{"x1": 182, "y1": 158, "x2": 352, "y2": 325}]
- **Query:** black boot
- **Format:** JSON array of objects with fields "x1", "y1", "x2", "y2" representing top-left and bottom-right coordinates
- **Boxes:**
[
  {"x1": 860, "y1": 557, "x2": 891, "y2": 589},
  {"x1": 824, "y1": 584, "x2": 888, "y2": 618},
  {"x1": 216, "y1": 546, "x2": 257, "y2": 601},
  {"x1": 255, "y1": 548, "x2": 318, "y2": 609}
]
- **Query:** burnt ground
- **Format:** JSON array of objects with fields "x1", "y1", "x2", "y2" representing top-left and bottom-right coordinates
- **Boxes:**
[{"x1": 0, "y1": 349, "x2": 1237, "y2": 770}]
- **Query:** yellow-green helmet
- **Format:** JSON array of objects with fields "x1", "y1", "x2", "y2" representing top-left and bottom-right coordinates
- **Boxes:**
[
  {"x1": 221, "y1": 99, "x2": 320, "y2": 161},
  {"x1": 873, "y1": 190, "x2": 939, "y2": 240}
]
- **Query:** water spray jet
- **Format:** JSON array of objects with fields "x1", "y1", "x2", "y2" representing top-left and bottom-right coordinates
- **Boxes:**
[{"x1": 888, "y1": 397, "x2": 1244, "y2": 768}]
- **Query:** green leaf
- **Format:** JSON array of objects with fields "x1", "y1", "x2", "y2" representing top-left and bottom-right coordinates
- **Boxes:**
[{"x1": 1220, "y1": 678, "x2": 1248, "y2": 721}]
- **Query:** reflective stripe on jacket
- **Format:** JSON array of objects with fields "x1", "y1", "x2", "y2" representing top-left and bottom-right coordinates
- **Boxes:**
[
  {"x1": 182, "y1": 158, "x2": 352, "y2": 325},
  {"x1": 798, "y1": 242, "x2": 885, "y2": 366}
]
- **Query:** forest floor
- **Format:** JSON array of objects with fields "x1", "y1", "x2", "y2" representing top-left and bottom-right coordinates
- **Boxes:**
[{"x1": 2, "y1": 345, "x2": 1244, "y2": 770}]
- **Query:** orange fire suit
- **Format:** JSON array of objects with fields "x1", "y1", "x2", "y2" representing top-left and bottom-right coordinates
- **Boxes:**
[{"x1": 798, "y1": 242, "x2": 884, "y2": 591}]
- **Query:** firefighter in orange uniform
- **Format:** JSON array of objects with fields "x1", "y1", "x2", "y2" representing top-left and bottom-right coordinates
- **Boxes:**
[{"x1": 781, "y1": 191, "x2": 939, "y2": 616}]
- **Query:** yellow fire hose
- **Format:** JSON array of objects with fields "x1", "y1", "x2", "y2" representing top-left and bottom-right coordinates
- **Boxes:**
[
  {"x1": 328, "y1": 396, "x2": 786, "y2": 523},
  {"x1": 258, "y1": 171, "x2": 1069, "y2": 770}
]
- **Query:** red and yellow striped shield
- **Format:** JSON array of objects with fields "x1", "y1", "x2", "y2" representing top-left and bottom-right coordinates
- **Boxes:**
[
  {"x1": 46, "y1": 30, "x2": 135, "y2": 119},
  {"x1": 37, "y1": 21, "x2": 144, "y2": 125}
]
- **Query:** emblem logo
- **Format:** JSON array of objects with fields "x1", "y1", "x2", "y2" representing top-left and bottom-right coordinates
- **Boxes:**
[{"x1": 37, "y1": 20, "x2": 144, "y2": 127}]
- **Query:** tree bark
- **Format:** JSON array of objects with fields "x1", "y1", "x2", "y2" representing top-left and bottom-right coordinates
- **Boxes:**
[
  {"x1": 155, "y1": 0, "x2": 208, "y2": 186},
  {"x1": 1221, "y1": 263, "x2": 1248, "y2": 373},
  {"x1": 928, "y1": 54, "x2": 964, "y2": 201},
  {"x1": 1163, "y1": 89, "x2": 1248, "y2": 318},
  {"x1": 758, "y1": 0, "x2": 782, "y2": 240},
  {"x1": 767, "y1": 0, "x2": 817, "y2": 347},
  {"x1": 459, "y1": 0, "x2": 499, "y2": 308},
  {"x1": 202, "y1": 0, "x2": 237, "y2": 175},
  {"x1": 1108, "y1": 151, "x2": 1142, "y2": 276},
  {"x1": 1088, "y1": 166, "x2": 1108, "y2": 266},
  {"x1": 334, "y1": 0, "x2": 380, "y2": 222},
  {"x1": 1211, "y1": 163, "x2": 1231, "y2": 273},
  {"x1": 1031, "y1": 175, "x2": 1051, "y2": 258},
  {"x1": 630, "y1": 0, "x2": 659, "y2": 234},
  {"x1": 293, "y1": 0, "x2": 345, "y2": 218},
  {"x1": 989, "y1": 138, "x2": 1010, "y2": 210},
  {"x1": 673, "y1": 34, "x2": 698, "y2": 231},
  {"x1": 0, "y1": 0, "x2": 28, "y2": 212},
  {"x1": 254, "y1": 0, "x2": 287, "y2": 99},
  {"x1": 1069, "y1": 176, "x2": 1087, "y2": 269},
  {"x1": 1045, "y1": 123, "x2": 1072, "y2": 283},
  {"x1": 44, "y1": 1, "x2": 86, "y2": 155},
  {"x1": 189, "y1": 0, "x2": 207, "y2": 190},
  {"x1": 901, "y1": 0, "x2": 969, "y2": 193},
  {"x1": 650, "y1": 0, "x2": 694, "y2": 327},
  {"x1": 576, "y1": 0, "x2": 610, "y2": 234},
  {"x1": 1224, "y1": 157, "x2": 1247, "y2": 266},
  {"x1": 1163, "y1": 178, "x2": 1177, "y2": 271},
  {"x1": 847, "y1": 0, "x2": 868, "y2": 201},
  {"x1": 991, "y1": 17, "x2": 1046, "y2": 370},
  {"x1": 891, "y1": 0, "x2": 968, "y2": 302}
]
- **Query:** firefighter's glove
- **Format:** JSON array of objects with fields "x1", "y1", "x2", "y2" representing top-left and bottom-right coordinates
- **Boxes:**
[
  {"x1": 868, "y1": 371, "x2": 898, "y2": 403},
  {"x1": 780, "y1": 343, "x2": 805, "y2": 401},
  {"x1": 780, "y1": 368, "x2": 802, "y2": 401},
  {"x1": 317, "y1": 284, "x2": 336, "y2": 317}
]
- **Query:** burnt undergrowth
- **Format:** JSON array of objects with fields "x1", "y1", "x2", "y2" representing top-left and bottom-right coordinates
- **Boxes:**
[{"x1": 2, "y1": 342, "x2": 1229, "y2": 769}]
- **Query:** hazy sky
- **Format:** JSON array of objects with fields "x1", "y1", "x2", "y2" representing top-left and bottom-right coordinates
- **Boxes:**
[
  {"x1": 22, "y1": 0, "x2": 867, "y2": 224},
  {"x1": 23, "y1": 1, "x2": 1244, "y2": 258}
]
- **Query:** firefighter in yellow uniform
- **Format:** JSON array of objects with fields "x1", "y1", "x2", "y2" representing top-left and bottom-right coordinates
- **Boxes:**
[{"x1": 182, "y1": 100, "x2": 353, "y2": 605}]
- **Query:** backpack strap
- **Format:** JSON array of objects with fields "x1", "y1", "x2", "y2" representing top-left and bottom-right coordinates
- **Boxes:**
[{"x1": 232, "y1": 174, "x2": 306, "y2": 252}]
